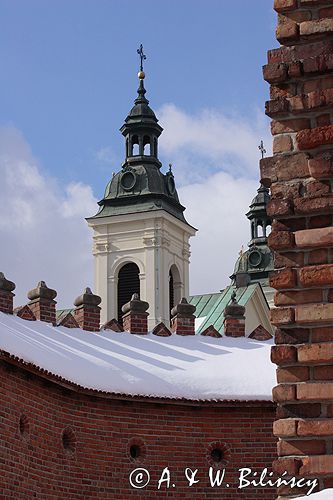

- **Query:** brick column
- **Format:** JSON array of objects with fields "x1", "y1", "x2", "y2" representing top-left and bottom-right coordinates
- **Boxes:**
[
  {"x1": 223, "y1": 292, "x2": 245, "y2": 337},
  {"x1": 0, "y1": 273, "x2": 15, "y2": 314},
  {"x1": 171, "y1": 298, "x2": 196, "y2": 335},
  {"x1": 74, "y1": 287, "x2": 101, "y2": 332},
  {"x1": 27, "y1": 281, "x2": 57, "y2": 325},
  {"x1": 122, "y1": 293, "x2": 149, "y2": 334},
  {"x1": 264, "y1": 1, "x2": 333, "y2": 496}
]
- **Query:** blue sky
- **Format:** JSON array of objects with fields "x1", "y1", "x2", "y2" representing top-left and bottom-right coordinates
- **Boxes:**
[{"x1": 0, "y1": 1, "x2": 278, "y2": 307}]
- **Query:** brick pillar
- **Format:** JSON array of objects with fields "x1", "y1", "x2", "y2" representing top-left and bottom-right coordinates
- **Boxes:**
[
  {"x1": 223, "y1": 292, "x2": 245, "y2": 337},
  {"x1": 74, "y1": 287, "x2": 101, "y2": 332},
  {"x1": 27, "y1": 281, "x2": 57, "y2": 325},
  {"x1": 0, "y1": 272, "x2": 15, "y2": 314},
  {"x1": 264, "y1": 2, "x2": 333, "y2": 496},
  {"x1": 122, "y1": 293, "x2": 149, "y2": 334},
  {"x1": 170, "y1": 298, "x2": 196, "y2": 335}
]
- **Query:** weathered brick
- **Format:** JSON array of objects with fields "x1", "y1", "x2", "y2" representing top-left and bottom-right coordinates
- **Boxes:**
[
  {"x1": 296, "y1": 303, "x2": 333, "y2": 324},
  {"x1": 273, "y1": 384, "x2": 296, "y2": 402},
  {"x1": 260, "y1": 153, "x2": 309, "y2": 186},
  {"x1": 298, "y1": 420, "x2": 333, "y2": 436},
  {"x1": 295, "y1": 227, "x2": 333, "y2": 248},
  {"x1": 271, "y1": 345, "x2": 297, "y2": 365},
  {"x1": 272, "y1": 457, "x2": 302, "y2": 476},
  {"x1": 309, "y1": 150, "x2": 333, "y2": 179},
  {"x1": 274, "y1": 289, "x2": 322, "y2": 306},
  {"x1": 268, "y1": 230, "x2": 295, "y2": 250},
  {"x1": 267, "y1": 198, "x2": 293, "y2": 216},
  {"x1": 269, "y1": 268, "x2": 297, "y2": 290},
  {"x1": 299, "y1": 264, "x2": 333, "y2": 287},
  {"x1": 297, "y1": 382, "x2": 333, "y2": 400},
  {"x1": 297, "y1": 124, "x2": 333, "y2": 150},
  {"x1": 312, "y1": 364, "x2": 333, "y2": 379},
  {"x1": 275, "y1": 327, "x2": 310, "y2": 345},
  {"x1": 300, "y1": 455, "x2": 333, "y2": 476},
  {"x1": 278, "y1": 439, "x2": 326, "y2": 456},
  {"x1": 300, "y1": 18, "x2": 333, "y2": 36},
  {"x1": 273, "y1": 418, "x2": 298, "y2": 437},
  {"x1": 273, "y1": 134, "x2": 293, "y2": 154},
  {"x1": 271, "y1": 307, "x2": 295, "y2": 326},
  {"x1": 276, "y1": 15, "x2": 299, "y2": 44},
  {"x1": 277, "y1": 366, "x2": 310, "y2": 383},
  {"x1": 263, "y1": 63, "x2": 288, "y2": 84},
  {"x1": 308, "y1": 248, "x2": 329, "y2": 265},
  {"x1": 298, "y1": 342, "x2": 333, "y2": 363},
  {"x1": 274, "y1": 0, "x2": 297, "y2": 12},
  {"x1": 294, "y1": 194, "x2": 333, "y2": 214},
  {"x1": 271, "y1": 118, "x2": 310, "y2": 135}
]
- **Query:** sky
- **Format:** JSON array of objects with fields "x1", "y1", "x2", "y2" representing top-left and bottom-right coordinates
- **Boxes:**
[{"x1": 0, "y1": 0, "x2": 278, "y2": 309}]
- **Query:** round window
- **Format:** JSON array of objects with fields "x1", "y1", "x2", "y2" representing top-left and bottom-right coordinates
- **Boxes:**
[
  {"x1": 248, "y1": 249, "x2": 263, "y2": 267},
  {"x1": 120, "y1": 171, "x2": 136, "y2": 191}
]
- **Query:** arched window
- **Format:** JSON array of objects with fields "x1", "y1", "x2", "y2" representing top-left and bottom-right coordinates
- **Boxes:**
[
  {"x1": 153, "y1": 137, "x2": 157, "y2": 157},
  {"x1": 132, "y1": 135, "x2": 139, "y2": 156},
  {"x1": 169, "y1": 265, "x2": 181, "y2": 319},
  {"x1": 117, "y1": 263, "x2": 140, "y2": 323},
  {"x1": 143, "y1": 135, "x2": 151, "y2": 155}
]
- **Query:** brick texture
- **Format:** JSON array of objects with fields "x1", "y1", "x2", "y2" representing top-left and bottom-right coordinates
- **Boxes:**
[
  {"x1": 264, "y1": 1, "x2": 333, "y2": 496},
  {"x1": 0, "y1": 359, "x2": 276, "y2": 499}
]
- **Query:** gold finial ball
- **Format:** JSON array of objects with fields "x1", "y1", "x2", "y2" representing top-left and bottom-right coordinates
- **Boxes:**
[{"x1": 138, "y1": 70, "x2": 145, "y2": 80}]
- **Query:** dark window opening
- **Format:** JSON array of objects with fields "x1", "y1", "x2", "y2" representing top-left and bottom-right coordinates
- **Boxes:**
[
  {"x1": 211, "y1": 448, "x2": 224, "y2": 463},
  {"x1": 169, "y1": 269, "x2": 174, "y2": 319},
  {"x1": 130, "y1": 444, "x2": 141, "y2": 459},
  {"x1": 117, "y1": 263, "x2": 140, "y2": 323}
]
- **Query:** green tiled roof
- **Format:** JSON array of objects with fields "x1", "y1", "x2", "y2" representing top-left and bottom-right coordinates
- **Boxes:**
[{"x1": 189, "y1": 284, "x2": 258, "y2": 334}]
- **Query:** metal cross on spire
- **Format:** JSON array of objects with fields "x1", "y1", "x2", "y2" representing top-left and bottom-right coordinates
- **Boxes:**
[
  {"x1": 137, "y1": 44, "x2": 146, "y2": 72},
  {"x1": 258, "y1": 140, "x2": 266, "y2": 159}
]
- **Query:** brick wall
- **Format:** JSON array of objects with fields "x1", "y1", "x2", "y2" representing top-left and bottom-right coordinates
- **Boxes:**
[
  {"x1": 263, "y1": 0, "x2": 333, "y2": 496},
  {"x1": 0, "y1": 359, "x2": 276, "y2": 499}
]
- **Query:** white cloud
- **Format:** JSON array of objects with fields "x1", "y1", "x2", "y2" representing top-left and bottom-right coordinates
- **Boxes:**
[
  {"x1": 158, "y1": 104, "x2": 271, "y2": 185},
  {"x1": 179, "y1": 172, "x2": 257, "y2": 295},
  {"x1": 0, "y1": 126, "x2": 97, "y2": 309},
  {"x1": 0, "y1": 104, "x2": 270, "y2": 312},
  {"x1": 156, "y1": 104, "x2": 270, "y2": 295}
]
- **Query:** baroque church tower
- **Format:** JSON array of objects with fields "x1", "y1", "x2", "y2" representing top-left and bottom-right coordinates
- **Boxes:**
[{"x1": 87, "y1": 47, "x2": 196, "y2": 328}]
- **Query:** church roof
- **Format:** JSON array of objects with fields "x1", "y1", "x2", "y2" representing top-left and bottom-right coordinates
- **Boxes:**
[
  {"x1": 0, "y1": 311, "x2": 275, "y2": 402},
  {"x1": 190, "y1": 283, "x2": 273, "y2": 337}
]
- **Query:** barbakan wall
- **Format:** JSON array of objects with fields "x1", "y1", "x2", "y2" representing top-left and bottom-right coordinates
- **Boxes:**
[{"x1": 0, "y1": 359, "x2": 275, "y2": 499}]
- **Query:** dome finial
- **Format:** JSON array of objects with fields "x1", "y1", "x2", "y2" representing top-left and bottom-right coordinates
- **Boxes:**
[{"x1": 137, "y1": 43, "x2": 146, "y2": 80}]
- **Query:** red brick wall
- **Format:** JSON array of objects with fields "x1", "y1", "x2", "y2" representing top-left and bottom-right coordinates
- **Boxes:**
[
  {"x1": 0, "y1": 360, "x2": 276, "y2": 499},
  {"x1": 263, "y1": 0, "x2": 333, "y2": 496}
]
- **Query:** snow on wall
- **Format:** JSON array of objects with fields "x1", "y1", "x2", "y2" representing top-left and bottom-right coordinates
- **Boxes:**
[
  {"x1": 0, "y1": 311, "x2": 276, "y2": 401},
  {"x1": 298, "y1": 490, "x2": 333, "y2": 499}
]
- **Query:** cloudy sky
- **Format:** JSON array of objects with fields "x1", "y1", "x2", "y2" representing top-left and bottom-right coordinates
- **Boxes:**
[{"x1": 0, "y1": 0, "x2": 278, "y2": 308}]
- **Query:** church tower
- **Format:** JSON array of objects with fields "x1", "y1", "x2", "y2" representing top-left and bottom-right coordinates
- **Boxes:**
[
  {"x1": 87, "y1": 46, "x2": 196, "y2": 328},
  {"x1": 231, "y1": 182, "x2": 274, "y2": 287}
]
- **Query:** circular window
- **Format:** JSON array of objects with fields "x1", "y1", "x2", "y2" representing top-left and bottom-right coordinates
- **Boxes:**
[
  {"x1": 128, "y1": 438, "x2": 146, "y2": 462},
  {"x1": 167, "y1": 175, "x2": 175, "y2": 195},
  {"x1": 248, "y1": 249, "x2": 263, "y2": 267},
  {"x1": 62, "y1": 427, "x2": 76, "y2": 453},
  {"x1": 120, "y1": 171, "x2": 136, "y2": 191},
  {"x1": 207, "y1": 442, "x2": 231, "y2": 469}
]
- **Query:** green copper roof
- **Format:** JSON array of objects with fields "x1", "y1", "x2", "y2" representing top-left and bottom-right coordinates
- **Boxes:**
[{"x1": 190, "y1": 284, "x2": 258, "y2": 334}]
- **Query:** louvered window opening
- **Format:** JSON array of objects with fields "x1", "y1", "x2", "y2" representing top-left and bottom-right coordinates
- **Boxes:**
[
  {"x1": 169, "y1": 270, "x2": 174, "y2": 319},
  {"x1": 117, "y1": 263, "x2": 140, "y2": 323}
]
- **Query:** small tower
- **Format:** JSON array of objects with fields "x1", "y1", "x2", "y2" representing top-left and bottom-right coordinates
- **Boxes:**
[
  {"x1": 87, "y1": 46, "x2": 196, "y2": 328},
  {"x1": 231, "y1": 182, "x2": 274, "y2": 287}
]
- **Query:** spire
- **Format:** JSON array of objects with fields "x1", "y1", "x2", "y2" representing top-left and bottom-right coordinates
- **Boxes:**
[{"x1": 88, "y1": 45, "x2": 190, "y2": 226}]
